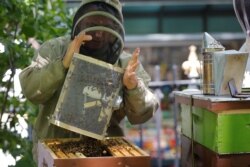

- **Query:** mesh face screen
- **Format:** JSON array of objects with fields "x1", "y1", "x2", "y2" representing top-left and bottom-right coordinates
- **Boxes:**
[
  {"x1": 72, "y1": 11, "x2": 124, "y2": 64},
  {"x1": 74, "y1": 14, "x2": 124, "y2": 36}
]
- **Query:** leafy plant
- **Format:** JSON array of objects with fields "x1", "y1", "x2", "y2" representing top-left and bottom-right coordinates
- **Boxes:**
[{"x1": 0, "y1": 0, "x2": 71, "y2": 166}]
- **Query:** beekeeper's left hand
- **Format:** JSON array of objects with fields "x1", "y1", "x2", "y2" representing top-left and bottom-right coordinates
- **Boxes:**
[{"x1": 123, "y1": 48, "x2": 140, "y2": 90}]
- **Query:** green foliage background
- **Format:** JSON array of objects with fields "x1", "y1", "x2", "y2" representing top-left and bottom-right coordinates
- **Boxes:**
[{"x1": 0, "y1": 0, "x2": 71, "y2": 166}]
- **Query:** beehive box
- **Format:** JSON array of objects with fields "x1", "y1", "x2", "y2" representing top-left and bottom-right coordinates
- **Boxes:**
[
  {"x1": 38, "y1": 137, "x2": 151, "y2": 167},
  {"x1": 180, "y1": 103, "x2": 250, "y2": 154},
  {"x1": 175, "y1": 91, "x2": 250, "y2": 154},
  {"x1": 181, "y1": 134, "x2": 250, "y2": 167}
]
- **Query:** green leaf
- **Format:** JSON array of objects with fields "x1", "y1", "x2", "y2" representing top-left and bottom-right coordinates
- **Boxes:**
[{"x1": 21, "y1": 24, "x2": 36, "y2": 38}]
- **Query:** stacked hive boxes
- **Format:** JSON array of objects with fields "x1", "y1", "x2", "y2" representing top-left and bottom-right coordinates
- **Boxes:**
[{"x1": 175, "y1": 91, "x2": 250, "y2": 167}]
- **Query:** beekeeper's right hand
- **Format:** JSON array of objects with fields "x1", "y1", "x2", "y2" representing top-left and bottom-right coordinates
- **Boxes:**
[{"x1": 63, "y1": 33, "x2": 92, "y2": 69}]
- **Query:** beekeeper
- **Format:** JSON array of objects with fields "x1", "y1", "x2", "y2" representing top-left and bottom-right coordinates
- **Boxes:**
[{"x1": 19, "y1": 0, "x2": 158, "y2": 163}]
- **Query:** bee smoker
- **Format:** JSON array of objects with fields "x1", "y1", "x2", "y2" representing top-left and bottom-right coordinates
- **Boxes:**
[{"x1": 201, "y1": 32, "x2": 225, "y2": 95}]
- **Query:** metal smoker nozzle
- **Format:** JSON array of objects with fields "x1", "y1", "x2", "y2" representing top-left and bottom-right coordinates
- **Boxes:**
[{"x1": 202, "y1": 32, "x2": 225, "y2": 53}]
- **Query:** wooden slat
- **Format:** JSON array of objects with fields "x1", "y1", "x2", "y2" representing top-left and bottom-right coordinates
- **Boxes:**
[{"x1": 55, "y1": 150, "x2": 68, "y2": 158}]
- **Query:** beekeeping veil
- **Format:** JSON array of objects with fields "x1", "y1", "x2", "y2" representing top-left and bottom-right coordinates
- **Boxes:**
[{"x1": 71, "y1": 0, "x2": 124, "y2": 64}]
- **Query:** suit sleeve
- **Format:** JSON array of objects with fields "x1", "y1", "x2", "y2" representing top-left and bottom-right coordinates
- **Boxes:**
[{"x1": 19, "y1": 41, "x2": 67, "y2": 104}]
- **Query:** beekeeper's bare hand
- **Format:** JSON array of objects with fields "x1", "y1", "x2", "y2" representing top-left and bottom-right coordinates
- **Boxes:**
[
  {"x1": 123, "y1": 48, "x2": 140, "y2": 90},
  {"x1": 63, "y1": 33, "x2": 92, "y2": 68}
]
